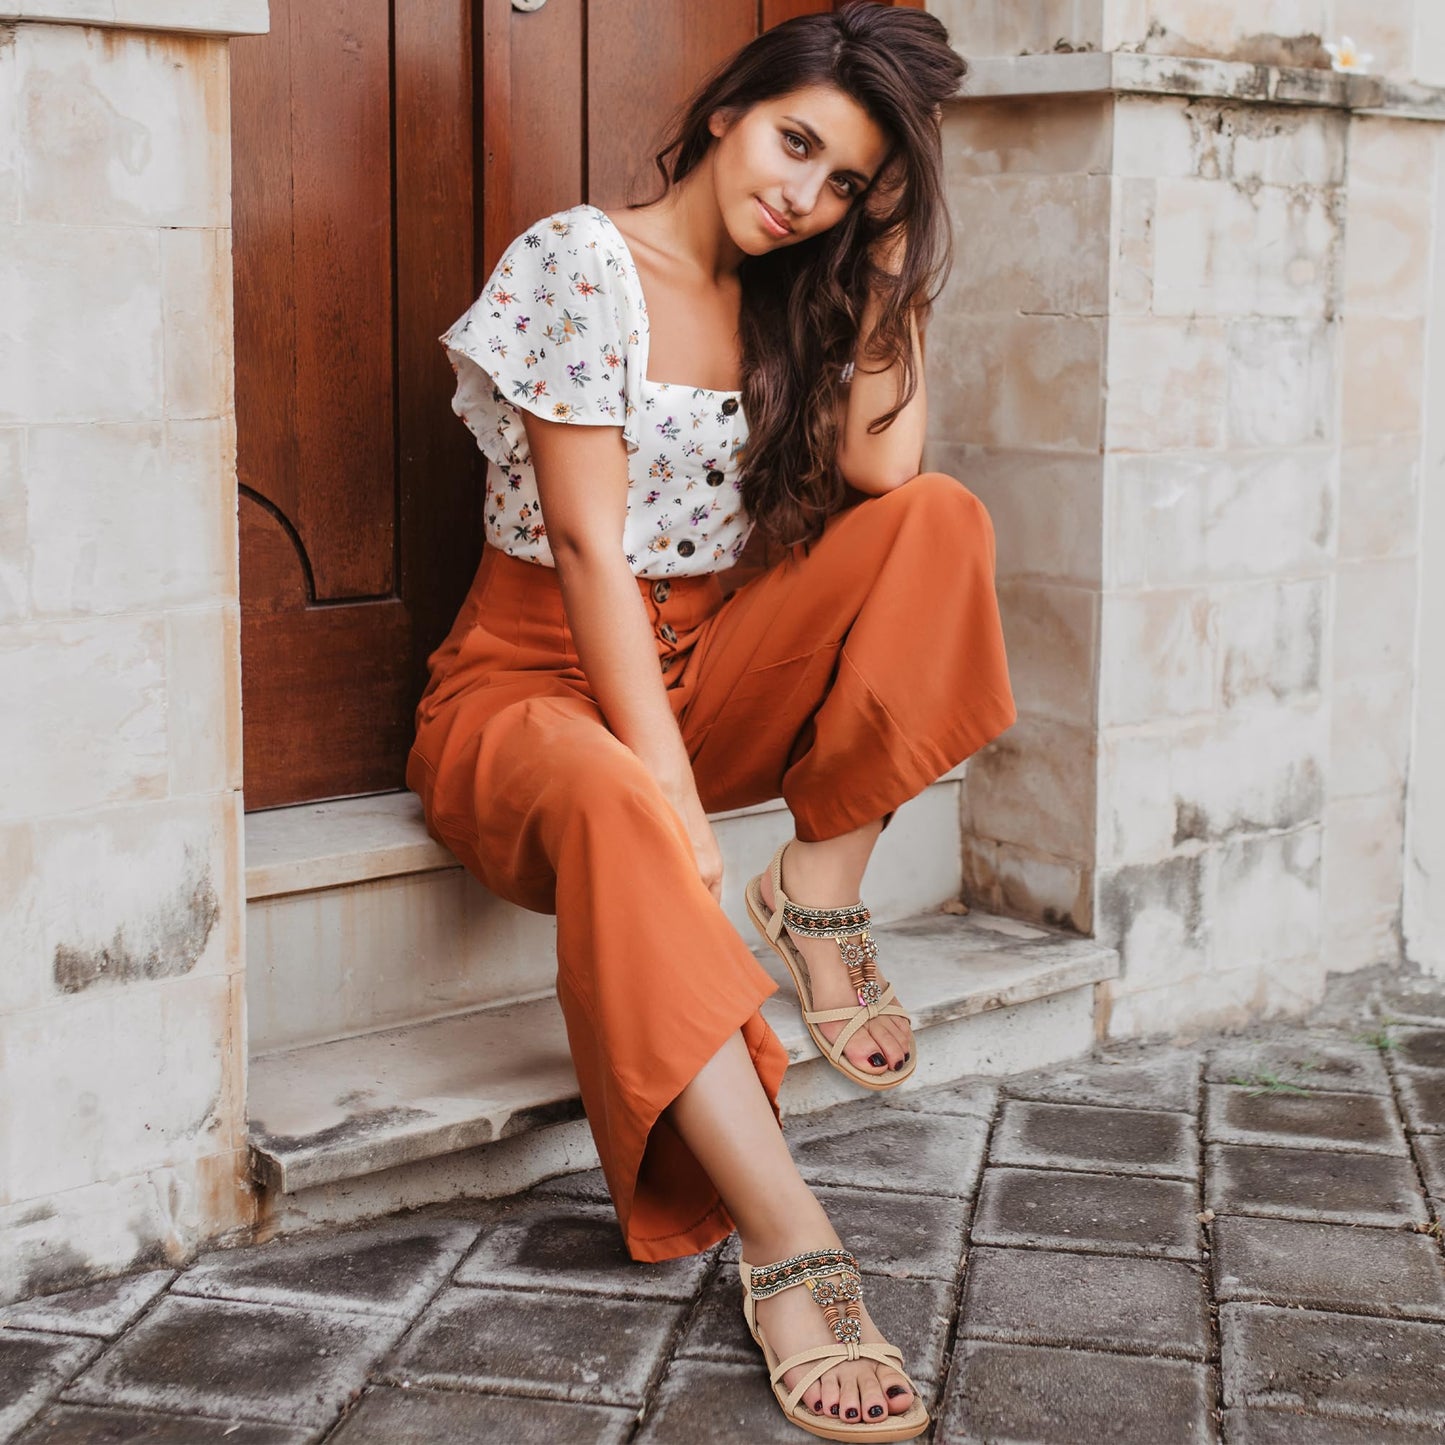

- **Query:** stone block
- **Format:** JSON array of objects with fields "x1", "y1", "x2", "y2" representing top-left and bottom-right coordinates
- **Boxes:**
[
  {"x1": 960, "y1": 836, "x2": 1093, "y2": 934},
  {"x1": 677, "y1": 1269, "x2": 953, "y2": 1392},
  {"x1": 16, "y1": 24, "x2": 229, "y2": 229},
  {"x1": 1221, "y1": 1303, "x2": 1445, "y2": 1426},
  {"x1": 1226, "y1": 320, "x2": 1336, "y2": 448},
  {"x1": 0, "y1": 1331, "x2": 101, "y2": 1443},
  {"x1": 0, "y1": 1270, "x2": 174, "y2": 1338},
  {"x1": 0, "y1": 223, "x2": 163, "y2": 425},
  {"x1": 1222, "y1": 1407, "x2": 1445, "y2": 1444},
  {"x1": 927, "y1": 313, "x2": 1104, "y2": 451},
  {"x1": 789, "y1": 1109, "x2": 988, "y2": 1198},
  {"x1": 1213, "y1": 1215, "x2": 1445, "y2": 1319},
  {"x1": 1323, "y1": 794, "x2": 1406, "y2": 974},
  {"x1": 962, "y1": 1247, "x2": 1209, "y2": 1358},
  {"x1": 1334, "y1": 557, "x2": 1419, "y2": 680},
  {"x1": 1341, "y1": 318, "x2": 1426, "y2": 445},
  {"x1": 1105, "y1": 318, "x2": 1227, "y2": 452},
  {"x1": 994, "y1": 580, "x2": 1098, "y2": 728},
  {"x1": 1216, "y1": 579, "x2": 1326, "y2": 711},
  {"x1": 962, "y1": 713, "x2": 1096, "y2": 861},
  {"x1": 1332, "y1": 674, "x2": 1412, "y2": 800},
  {"x1": 0, "y1": 795, "x2": 238, "y2": 1018},
  {"x1": 168, "y1": 604, "x2": 242, "y2": 796},
  {"x1": 1205, "y1": 1084, "x2": 1408, "y2": 1155},
  {"x1": 1152, "y1": 177, "x2": 1339, "y2": 320},
  {"x1": 63, "y1": 1295, "x2": 406, "y2": 1428},
  {"x1": 1344, "y1": 182, "x2": 1432, "y2": 319},
  {"x1": 1350, "y1": 115, "x2": 1437, "y2": 190},
  {"x1": 0, "y1": 426, "x2": 25, "y2": 623},
  {"x1": 1337, "y1": 439, "x2": 1420, "y2": 563},
  {"x1": 328, "y1": 1386, "x2": 634, "y2": 1445},
  {"x1": 1099, "y1": 701, "x2": 1326, "y2": 865},
  {"x1": 0, "y1": 972, "x2": 239, "y2": 1201},
  {"x1": 1105, "y1": 961, "x2": 1327, "y2": 1039},
  {"x1": 1416, "y1": 1136, "x2": 1445, "y2": 1197},
  {"x1": 1206, "y1": 1034, "x2": 1392, "y2": 1094},
  {"x1": 882, "y1": 1076, "x2": 998, "y2": 1122},
  {"x1": 1380, "y1": 981, "x2": 1445, "y2": 1027},
  {"x1": 1210, "y1": 826, "x2": 1322, "y2": 973},
  {"x1": 1208, "y1": 1143, "x2": 1427, "y2": 1226},
  {"x1": 1417, "y1": 7, "x2": 1445, "y2": 86},
  {"x1": 1098, "y1": 588, "x2": 1214, "y2": 728},
  {"x1": 940, "y1": 1340, "x2": 1216, "y2": 1445},
  {"x1": 1395, "y1": 1028, "x2": 1445, "y2": 1072},
  {"x1": 1106, "y1": 450, "x2": 1334, "y2": 590},
  {"x1": 453, "y1": 1201, "x2": 710, "y2": 1300},
  {"x1": 384, "y1": 1285, "x2": 684, "y2": 1407},
  {"x1": 971, "y1": 1167, "x2": 1200, "y2": 1259},
  {"x1": 161, "y1": 228, "x2": 232, "y2": 419},
  {"x1": 16, "y1": 1408, "x2": 310, "y2": 1444},
  {"x1": 0, "y1": 29, "x2": 17, "y2": 223},
  {"x1": 943, "y1": 92, "x2": 1112, "y2": 177},
  {"x1": 1005, "y1": 1046, "x2": 1201, "y2": 1113},
  {"x1": 1398, "y1": 1073, "x2": 1445, "y2": 1135},
  {"x1": 990, "y1": 1099, "x2": 1198, "y2": 1178},
  {"x1": 27, "y1": 421, "x2": 231, "y2": 617},
  {"x1": 0, "y1": 616, "x2": 168, "y2": 822},
  {"x1": 1096, "y1": 853, "x2": 1211, "y2": 992},
  {"x1": 174, "y1": 1216, "x2": 478, "y2": 1319},
  {"x1": 948, "y1": 173, "x2": 1110, "y2": 317}
]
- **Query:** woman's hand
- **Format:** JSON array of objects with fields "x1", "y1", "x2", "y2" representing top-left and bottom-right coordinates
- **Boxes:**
[{"x1": 668, "y1": 784, "x2": 724, "y2": 902}]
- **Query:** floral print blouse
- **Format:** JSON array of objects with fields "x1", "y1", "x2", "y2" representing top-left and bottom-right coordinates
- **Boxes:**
[{"x1": 441, "y1": 203, "x2": 753, "y2": 578}]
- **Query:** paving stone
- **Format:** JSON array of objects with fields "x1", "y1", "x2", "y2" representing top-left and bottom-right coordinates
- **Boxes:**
[
  {"x1": 1395, "y1": 1029, "x2": 1445, "y2": 1072},
  {"x1": 328, "y1": 1386, "x2": 634, "y2": 1445},
  {"x1": 809, "y1": 1186, "x2": 970, "y2": 1280},
  {"x1": 1223, "y1": 1406, "x2": 1445, "y2": 1443},
  {"x1": 1207, "y1": 1035, "x2": 1392, "y2": 1095},
  {"x1": 940, "y1": 1341, "x2": 1215, "y2": 1444},
  {"x1": 1212, "y1": 1216, "x2": 1445, "y2": 1320},
  {"x1": 1396, "y1": 1070, "x2": 1445, "y2": 1134},
  {"x1": 0, "y1": 1332, "x2": 102, "y2": 1442},
  {"x1": 960, "y1": 1247, "x2": 1209, "y2": 1358},
  {"x1": 1205, "y1": 1084, "x2": 1408, "y2": 1155},
  {"x1": 529, "y1": 1167, "x2": 615, "y2": 1205},
  {"x1": 676, "y1": 1267, "x2": 953, "y2": 1390},
  {"x1": 1207, "y1": 1143, "x2": 1430, "y2": 1226},
  {"x1": 790, "y1": 1110, "x2": 989, "y2": 1197},
  {"x1": 880, "y1": 1077, "x2": 999, "y2": 1121},
  {"x1": 1004, "y1": 1047, "x2": 1201, "y2": 1113},
  {"x1": 990, "y1": 1099, "x2": 1199, "y2": 1179},
  {"x1": 0, "y1": 1273, "x2": 175, "y2": 1340},
  {"x1": 13, "y1": 1405, "x2": 314, "y2": 1444},
  {"x1": 454, "y1": 1201, "x2": 710, "y2": 1300},
  {"x1": 972, "y1": 1167, "x2": 1200, "y2": 1259},
  {"x1": 1416, "y1": 1136, "x2": 1445, "y2": 1198},
  {"x1": 634, "y1": 1358, "x2": 848, "y2": 1444},
  {"x1": 1378, "y1": 982, "x2": 1445, "y2": 1027},
  {"x1": 62, "y1": 1295, "x2": 405, "y2": 1430},
  {"x1": 173, "y1": 1216, "x2": 478, "y2": 1319},
  {"x1": 385, "y1": 1285, "x2": 684, "y2": 1407},
  {"x1": 1221, "y1": 1303, "x2": 1445, "y2": 1427}
]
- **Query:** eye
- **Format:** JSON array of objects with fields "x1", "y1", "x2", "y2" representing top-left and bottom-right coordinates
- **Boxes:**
[
  {"x1": 782, "y1": 130, "x2": 807, "y2": 156},
  {"x1": 831, "y1": 175, "x2": 858, "y2": 198}
]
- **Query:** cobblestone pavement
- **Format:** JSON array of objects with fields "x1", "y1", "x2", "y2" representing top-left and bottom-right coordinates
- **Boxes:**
[{"x1": 4, "y1": 974, "x2": 1445, "y2": 1444}]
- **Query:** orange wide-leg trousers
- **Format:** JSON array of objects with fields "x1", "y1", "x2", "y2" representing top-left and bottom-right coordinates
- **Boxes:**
[{"x1": 406, "y1": 472, "x2": 1016, "y2": 1261}]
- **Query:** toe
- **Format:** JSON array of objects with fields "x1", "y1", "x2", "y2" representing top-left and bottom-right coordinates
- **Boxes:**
[
  {"x1": 839, "y1": 1368, "x2": 864, "y2": 1424},
  {"x1": 880, "y1": 1365, "x2": 914, "y2": 1415},
  {"x1": 820, "y1": 1367, "x2": 841, "y2": 1419},
  {"x1": 861, "y1": 1370, "x2": 890, "y2": 1423},
  {"x1": 872, "y1": 1016, "x2": 910, "y2": 1070},
  {"x1": 843, "y1": 1025, "x2": 890, "y2": 1075}
]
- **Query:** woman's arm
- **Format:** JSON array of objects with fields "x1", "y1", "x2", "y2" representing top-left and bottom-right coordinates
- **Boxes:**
[{"x1": 520, "y1": 411, "x2": 724, "y2": 897}]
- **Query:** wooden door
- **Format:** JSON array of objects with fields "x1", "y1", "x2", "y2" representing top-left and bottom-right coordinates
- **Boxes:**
[{"x1": 233, "y1": 0, "x2": 919, "y2": 811}]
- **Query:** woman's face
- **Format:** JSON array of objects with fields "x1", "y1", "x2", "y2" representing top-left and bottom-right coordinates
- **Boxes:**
[{"x1": 707, "y1": 84, "x2": 892, "y2": 254}]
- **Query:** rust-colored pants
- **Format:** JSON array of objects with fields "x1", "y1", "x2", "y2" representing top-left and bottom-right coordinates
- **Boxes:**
[{"x1": 406, "y1": 472, "x2": 1015, "y2": 1261}]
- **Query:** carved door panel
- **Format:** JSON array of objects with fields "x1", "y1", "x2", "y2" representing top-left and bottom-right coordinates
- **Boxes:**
[{"x1": 233, "y1": 0, "x2": 917, "y2": 810}]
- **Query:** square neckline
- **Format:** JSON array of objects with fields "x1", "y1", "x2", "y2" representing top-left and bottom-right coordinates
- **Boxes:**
[{"x1": 587, "y1": 204, "x2": 744, "y2": 400}]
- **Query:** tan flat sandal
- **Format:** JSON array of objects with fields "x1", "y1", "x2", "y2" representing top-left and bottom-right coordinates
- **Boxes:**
[
  {"x1": 740, "y1": 1246, "x2": 930, "y2": 1441},
  {"x1": 745, "y1": 841, "x2": 916, "y2": 1091}
]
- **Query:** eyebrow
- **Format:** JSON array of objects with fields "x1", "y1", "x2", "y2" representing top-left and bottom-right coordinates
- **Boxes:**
[{"x1": 781, "y1": 115, "x2": 875, "y2": 186}]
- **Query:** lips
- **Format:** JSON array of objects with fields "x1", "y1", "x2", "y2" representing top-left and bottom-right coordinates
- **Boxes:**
[{"x1": 756, "y1": 197, "x2": 793, "y2": 237}]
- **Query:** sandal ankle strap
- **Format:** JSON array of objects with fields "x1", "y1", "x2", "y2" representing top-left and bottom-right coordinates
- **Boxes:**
[
  {"x1": 750, "y1": 1248, "x2": 864, "y2": 1348},
  {"x1": 780, "y1": 898, "x2": 873, "y2": 939}
]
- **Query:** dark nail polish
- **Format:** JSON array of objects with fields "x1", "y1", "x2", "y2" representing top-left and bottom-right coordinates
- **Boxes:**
[
  {"x1": 904, "y1": 1051, "x2": 911, "y2": 1062},
  {"x1": 830, "y1": 1404, "x2": 840, "y2": 1416},
  {"x1": 869, "y1": 1405, "x2": 885, "y2": 1418},
  {"x1": 887, "y1": 1385, "x2": 908, "y2": 1398},
  {"x1": 813, "y1": 1402, "x2": 825, "y2": 1414},
  {"x1": 869, "y1": 1052, "x2": 886, "y2": 1068},
  {"x1": 846, "y1": 1407, "x2": 860, "y2": 1420}
]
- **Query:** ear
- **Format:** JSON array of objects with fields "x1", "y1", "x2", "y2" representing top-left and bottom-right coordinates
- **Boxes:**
[{"x1": 707, "y1": 107, "x2": 736, "y2": 141}]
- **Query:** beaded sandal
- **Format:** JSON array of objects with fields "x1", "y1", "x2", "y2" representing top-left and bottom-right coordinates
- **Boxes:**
[
  {"x1": 740, "y1": 1246, "x2": 929, "y2": 1440},
  {"x1": 745, "y1": 841, "x2": 916, "y2": 1090}
]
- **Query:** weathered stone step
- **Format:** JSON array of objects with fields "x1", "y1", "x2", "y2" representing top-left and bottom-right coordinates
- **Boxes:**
[
  {"x1": 248, "y1": 909, "x2": 1118, "y2": 1196},
  {"x1": 244, "y1": 777, "x2": 965, "y2": 1054}
]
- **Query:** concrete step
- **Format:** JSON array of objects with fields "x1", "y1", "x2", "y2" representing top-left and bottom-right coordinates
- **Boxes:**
[
  {"x1": 243, "y1": 777, "x2": 965, "y2": 1054},
  {"x1": 248, "y1": 908, "x2": 1118, "y2": 1197}
]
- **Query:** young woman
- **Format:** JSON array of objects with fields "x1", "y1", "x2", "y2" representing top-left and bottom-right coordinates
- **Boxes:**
[{"x1": 408, "y1": 4, "x2": 1014, "y2": 1437}]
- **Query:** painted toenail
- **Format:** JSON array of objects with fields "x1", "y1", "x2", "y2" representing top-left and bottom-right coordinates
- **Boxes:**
[
  {"x1": 814, "y1": 1402, "x2": 825, "y2": 1413},
  {"x1": 869, "y1": 1052, "x2": 886, "y2": 1068},
  {"x1": 846, "y1": 1407, "x2": 860, "y2": 1419},
  {"x1": 887, "y1": 1385, "x2": 908, "y2": 1398},
  {"x1": 904, "y1": 1051, "x2": 911, "y2": 1062},
  {"x1": 830, "y1": 1405, "x2": 840, "y2": 1415},
  {"x1": 869, "y1": 1405, "x2": 885, "y2": 1418}
]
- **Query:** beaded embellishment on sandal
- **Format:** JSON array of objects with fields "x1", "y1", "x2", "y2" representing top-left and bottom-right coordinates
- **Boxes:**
[{"x1": 781, "y1": 900, "x2": 884, "y2": 1008}]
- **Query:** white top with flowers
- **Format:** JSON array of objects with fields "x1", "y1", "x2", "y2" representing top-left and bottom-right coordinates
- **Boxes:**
[{"x1": 441, "y1": 203, "x2": 754, "y2": 578}]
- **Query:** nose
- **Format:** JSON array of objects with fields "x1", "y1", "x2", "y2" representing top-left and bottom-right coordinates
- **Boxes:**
[{"x1": 781, "y1": 170, "x2": 827, "y2": 219}]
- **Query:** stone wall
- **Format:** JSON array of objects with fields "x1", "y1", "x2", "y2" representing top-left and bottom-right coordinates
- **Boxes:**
[{"x1": 0, "y1": 5, "x2": 264, "y2": 1304}]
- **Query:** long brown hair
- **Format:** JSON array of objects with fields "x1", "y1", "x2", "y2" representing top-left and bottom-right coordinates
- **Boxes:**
[{"x1": 633, "y1": 1, "x2": 966, "y2": 547}]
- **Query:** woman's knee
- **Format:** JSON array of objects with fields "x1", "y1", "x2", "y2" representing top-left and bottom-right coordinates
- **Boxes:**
[{"x1": 887, "y1": 471, "x2": 995, "y2": 549}]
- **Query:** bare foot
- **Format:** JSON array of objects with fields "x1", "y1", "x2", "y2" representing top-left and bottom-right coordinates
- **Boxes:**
[{"x1": 759, "y1": 847, "x2": 913, "y2": 1077}]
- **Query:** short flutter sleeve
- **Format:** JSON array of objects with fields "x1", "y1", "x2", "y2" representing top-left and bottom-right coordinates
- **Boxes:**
[{"x1": 440, "y1": 208, "x2": 645, "y2": 467}]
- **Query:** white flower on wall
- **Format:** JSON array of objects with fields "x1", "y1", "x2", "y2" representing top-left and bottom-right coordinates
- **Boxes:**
[{"x1": 1324, "y1": 36, "x2": 1374, "y2": 73}]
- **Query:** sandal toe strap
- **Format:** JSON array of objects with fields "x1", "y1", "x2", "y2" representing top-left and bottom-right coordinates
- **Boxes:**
[{"x1": 775, "y1": 1343, "x2": 911, "y2": 1412}]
